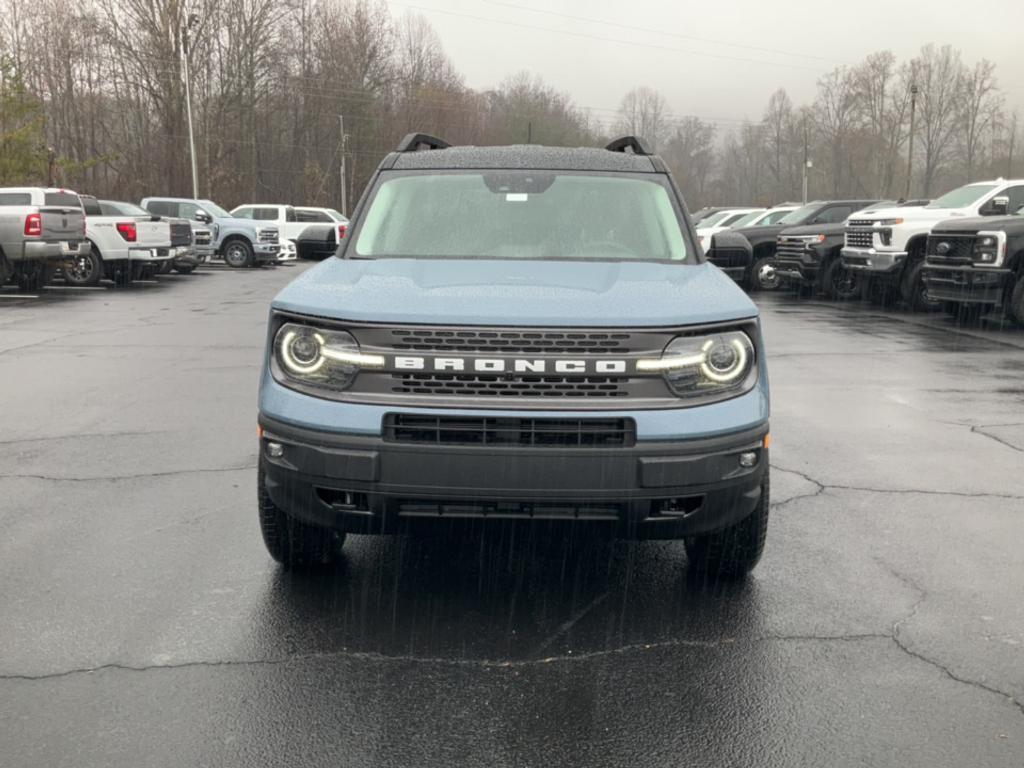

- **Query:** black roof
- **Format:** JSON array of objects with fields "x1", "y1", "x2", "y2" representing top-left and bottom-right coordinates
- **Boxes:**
[{"x1": 389, "y1": 144, "x2": 658, "y2": 173}]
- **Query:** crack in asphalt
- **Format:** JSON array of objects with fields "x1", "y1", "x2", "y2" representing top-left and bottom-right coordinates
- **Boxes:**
[
  {"x1": 770, "y1": 464, "x2": 1024, "y2": 503},
  {"x1": 0, "y1": 430, "x2": 162, "y2": 446},
  {"x1": 881, "y1": 563, "x2": 1024, "y2": 719},
  {"x1": 970, "y1": 424, "x2": 1024, "y2": 454},
  {"x1": 0, "y1": 462, "x2": 257, "y2": 483}
]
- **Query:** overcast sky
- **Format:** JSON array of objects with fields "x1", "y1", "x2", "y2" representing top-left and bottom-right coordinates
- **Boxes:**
[{"x1": 391, "y1": 0, "x2": 1024, "y2": 131}]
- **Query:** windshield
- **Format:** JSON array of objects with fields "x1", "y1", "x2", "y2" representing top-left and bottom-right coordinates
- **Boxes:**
[
  {"x1": 326, "y1": 209, "x2": 348, "y2": 222},
  {"x1": 730, "y1": 210, "x2": 769, "y2": 228},
  {"x1": 200, "y1": 200, "x2": 232, "y2": 218},
  {"x1": 696, "y1": 211, "x2": 730, "y2": 228},
  {"x1": 100, "y1": 201, "x2": 149, "y2": 217},
  {"x1": 776, "y1": 204, "x2": 819, "y2": 225},
  {"x1": 354, "y1": 171, "x2": 689, "y2": 262},
  {"x1": 926, "y1": 184, "x2": 998, "y2": 209}
]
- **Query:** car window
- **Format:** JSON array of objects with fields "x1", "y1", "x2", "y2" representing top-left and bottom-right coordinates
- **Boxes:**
[
  {"x1": 1002, "y1": 186, "x2": 1024, "y2": 214},
  {"x1": 720, "y1": 212, "x2": 753, "y2": 227},
  {"x1": 355, "y1": 171, "x2": 689, "y2": 262},
  {"x1": 0, "y1": 192, "x2": 32, "y2": 205},
  {"x1": 232, "y1": 207, "x2": 254, "y2": 219},
  {"x1": 813, "y1": 205, "x2": 853, "y2": 224},
  {"x1": 927, "y1": 184, "x2": 998, "y2": 209},
  {"x1": 180, "y1": 202, "x2": 206, "y2": 220},
  {"x1": 144, "y1": 200, "x2": 177, "y2": 217},
  {"x1": 762, "y1": 210, "x2": 794, "y2": 224},
  {"x1": 296, "y1": 209, "x2": 331, "y2": 222},
  {"x1": 285, "y1": 207, "x2": 296, "y2": 223},
  {"x1": 79, "y1": 197, "x2": 104, "y2": 216},
  {"x1": 44, "y1": 192, "x2": 82, "y2": 208},
  {"x1": 252, "y1": 207, "x2": 279, "y2": 221}
]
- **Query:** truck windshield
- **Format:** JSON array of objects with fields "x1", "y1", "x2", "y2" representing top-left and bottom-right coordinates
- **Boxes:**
[
  {"x1": 354, "y1": 171, "x2": 689, "y2": 262},
  {"x1": 731, "y1": 210, "x2": 770, "y2": 228},
  {"x1": 201, "y1": 200, "x2": 232, "y2": 218},
  {"x1": 926, "y1": 184, "x2": 998, "y2": 209},
  {"x1": 776, "y1": 204, "x2": 818, "y2": 225},
  {"x1": 100, "y1": 201, "x2": 150, "y2": 217}
]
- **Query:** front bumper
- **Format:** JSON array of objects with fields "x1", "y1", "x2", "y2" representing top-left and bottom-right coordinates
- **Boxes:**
[
  {"x1": 21, "y1": 240, "x2": 90, "y2": 262},
  {"x1": 841, "y1": 247, "x2": 906, "y2": 273},
  {"x1": 922, "y1": 264, "x2": 1013, "y2": 305},
  {"x1": 277, "y1": 242, "x2": 298, "y2": 263},
  {"x1": 774, "y1": 256, "x2": 819, "y2": 283},
  {"x1": 258, "y1": 415, "x2": 768, "y2": 539},
  {"x1": 254, "y1": 243, "x2": 281, "y2": 263},
  {"x1": 171, "y1": 246, "x2": 202, "y2": 268}
]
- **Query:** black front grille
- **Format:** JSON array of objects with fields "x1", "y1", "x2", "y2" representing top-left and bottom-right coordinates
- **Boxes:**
[
  {"x1": 384, "y1": 414, "x2": 636, "y2": 447},
  {"x1": 396, "y1": 499, "x2": 624, "y2": 520},
  {"x1": 926, "y1": 234, "x2": 975, "y2": 264},
  {"x1": 388, "y1": 329, "x2": 631, "y2": 354},
  {"x1": 391, "y1": 372, "x2": 629, "y2": 398},
  {"x1": 848, "y1": 219, "x2": 874, "y2": 228},
  {"x1": 845, "y1": 229, "x2": 874, "y2": 248},
  {"x1": 170, "y1": 222, "x2": 192, "y2": 247},
  {"x1": 194, "y1": 230, "x2": 212, "y2": 245},
  {"x1": 776, "y1": 237, "x2": 809, "y2": 262}
]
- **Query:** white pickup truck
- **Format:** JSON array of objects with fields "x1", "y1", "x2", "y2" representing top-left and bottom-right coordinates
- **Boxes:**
[
  {"x1": 0, "y1": 187, "x2": 90, "y2": 291},
  {"x1": 842, "y1": 179, "x2": 1024, "y2": 310},
  {"x1": 66, "y1": 194, "x2": 173, "y2": 286},
  {"x1": 229, "y1": 204, "x2": 335, "y2": 262}
]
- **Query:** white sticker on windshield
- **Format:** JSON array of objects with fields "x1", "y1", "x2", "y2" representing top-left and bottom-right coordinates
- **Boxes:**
[{"x1": 505, "y1": 193, "x2": 528, "y2": 202}]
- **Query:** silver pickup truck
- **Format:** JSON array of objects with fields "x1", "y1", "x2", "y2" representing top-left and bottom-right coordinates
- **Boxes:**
[{"x1": 0, "y1": 187, "x2": 90, "y2": 291}]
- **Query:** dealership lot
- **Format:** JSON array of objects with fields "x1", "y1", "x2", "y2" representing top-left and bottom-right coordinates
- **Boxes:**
[{"x1": 1, "y1": 264, "x2": 1022, "y2": 766}]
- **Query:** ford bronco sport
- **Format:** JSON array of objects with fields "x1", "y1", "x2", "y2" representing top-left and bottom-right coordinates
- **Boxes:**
[{"x1": 256, "y1": 134, "x2": 771, "y2": 576}]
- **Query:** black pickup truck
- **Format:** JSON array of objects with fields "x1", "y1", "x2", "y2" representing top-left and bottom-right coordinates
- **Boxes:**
[
  {"x1": 923, "y1": 214, "x2": 1024, "y2": 324},
  {"x1": 737, "y1": 200, "x2": 878, "y2": 291}
]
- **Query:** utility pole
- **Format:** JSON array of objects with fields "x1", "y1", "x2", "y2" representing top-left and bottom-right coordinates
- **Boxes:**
[
  {"x1": 905, "y1": 83, "x2": 919, "y2": 199},
  {"x1": 338, "y1": 114, "x2": 348, "y2": 216},
  {"x1": 527, "y1": 121, "x2": 532, "y2": 144},
  {"x1": 182, "y1": 12, "x2": 200, "y2": 199},
  {"x1": 802, "y1": 117, "x2": 809, "y2": 204},
  {"x1": 1008, "y1": 113, "x2": 1017, "y2": 178}
]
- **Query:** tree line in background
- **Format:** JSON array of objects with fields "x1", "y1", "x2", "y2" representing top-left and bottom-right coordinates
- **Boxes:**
[{"x1": 0, "y1": 0, "x2": 1019, "y2": 211}]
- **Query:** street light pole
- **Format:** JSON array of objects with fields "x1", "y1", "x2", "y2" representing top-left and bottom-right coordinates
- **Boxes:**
[
  {"x1": 182, "y1": 13, "x2": 200, "y2": 199},
  {"x1": 905, "y1": 83, "x2": 919, "y2": 200},
  {"x1": 338, "y1": 114, "x2": 348, "y2": 216},
  {"x1": 802, "y1": 117, "x2": 809, "y2": 204}
]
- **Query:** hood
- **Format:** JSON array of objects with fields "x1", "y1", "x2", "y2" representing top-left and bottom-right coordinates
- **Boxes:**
[
  {"x1": 735, "y1": 223, "x2": 789, "y2": 242},
  {"x1": 778, "y1": 222, "x2": 846, "y2": 237},
  {"x1": 272, "y1": 258, "x2": 758, "y2": 327},
  {"x1": 851, "y1": 204, "x2": 951, "y2": 222},
  {"x1": 931, "y1": 215, "x2": 1024, "y2": 235},
  {"x1": 217, "y1": 215, "x2": 276, "y2": 229}
]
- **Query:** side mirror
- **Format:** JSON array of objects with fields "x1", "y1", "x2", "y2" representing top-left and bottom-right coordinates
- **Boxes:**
[
  {"x1": 194, "y1": 210, "x2": 212, "y2": 223},
  {"x1": 704, "y1": 231, "x2": 752, "y2": 285},
  {"x1": 988, "y1": 196, "x2": 1010, "y2": 216}
]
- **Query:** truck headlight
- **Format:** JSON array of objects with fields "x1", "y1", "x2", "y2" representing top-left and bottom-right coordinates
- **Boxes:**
[
  {"x1": 272, "y1": 322, "x2": 384, "y2": 391},
  {"x1": 638, "y1": 330, "x2": 756, "y2": 399},
  {"x1": 973, "y1": 231, "x2": 1006, "y2": 267}
]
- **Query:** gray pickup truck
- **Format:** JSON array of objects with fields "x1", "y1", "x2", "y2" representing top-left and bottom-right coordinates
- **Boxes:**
[{"x1": 0, "y1": 187, "x2": 90, "y2": 291}]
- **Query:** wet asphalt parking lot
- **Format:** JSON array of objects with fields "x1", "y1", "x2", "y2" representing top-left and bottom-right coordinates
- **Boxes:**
[{"x1": 1, "y1": 263, "x2": 1022, "y2": 767}]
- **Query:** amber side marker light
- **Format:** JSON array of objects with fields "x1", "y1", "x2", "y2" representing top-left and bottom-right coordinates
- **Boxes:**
[
  {"x1": 257, "y1": 425, "x2": 264, "y2": 439},
  {"x1": 764, "y1": 434, "x2": 771, "y2": 449}
]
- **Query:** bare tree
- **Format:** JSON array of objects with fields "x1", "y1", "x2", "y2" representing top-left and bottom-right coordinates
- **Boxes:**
[
  {"x1": 913, "y1": 44, "x2": 966, "y2": 196},
  {"x1": 814, "y1": 66, "x2": 860, "y2": 198},
  {"x1": 958, "y1": 59, "x2": 1002, "y2": 181},
  {"x1": 662, "y1": 116, "x2": 716, "y2": 204},
  {"x1": 615, "y1": 86, "x2": 670, "y2": 151}
]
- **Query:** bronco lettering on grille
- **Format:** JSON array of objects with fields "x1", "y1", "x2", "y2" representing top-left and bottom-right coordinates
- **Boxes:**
[{"x1": 394, "y1": 356, "x2": 630, "y2": 374}]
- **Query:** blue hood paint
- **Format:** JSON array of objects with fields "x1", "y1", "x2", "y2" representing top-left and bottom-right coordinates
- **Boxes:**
[{"x1": 271, "y1": 258, "x2": 757, "y2": 327}]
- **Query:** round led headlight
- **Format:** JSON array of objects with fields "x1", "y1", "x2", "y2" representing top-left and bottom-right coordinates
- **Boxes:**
[
  {"x1": 638, "y1": 330, "x2": 756, "y2": 400},
  {"x1": 279, "y1": 327, "x2": 326, "y2": 375},
  {"x1": 272, "y1": 321, "x2": 385, "y2": 394}
]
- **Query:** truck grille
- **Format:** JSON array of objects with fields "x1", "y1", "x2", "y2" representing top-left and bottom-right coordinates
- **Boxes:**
[
  {"x1": 194, "y1": 229, "x2": 212, "y2": 245},
  {"x1": 169, "y1": 222, "x2": 192, "y2": 247},
  {"x1": 258, "y1": 228, "x2": 279, "y2": 243},
  {"x1": 776, "y1": 236, "x2": 810, "y2": 263},
  {"x1": 391, "y1": 373, "x2": 629, "y2": 398},
  {"x1": 847, "y1": 219, "x2": 875, "y2": 228},
  {"x1": 384, "y1": 414, "x2": 636, "y2": 446},
  {"x1": 926, "y1": 234, "x2": 975, "y2": 264},
  {"x1": 388, "y1": 329, "x2": 631, "y2": 354},
  {"x1": 845, "y1": 229, "x2": 874, "y2": 248}
]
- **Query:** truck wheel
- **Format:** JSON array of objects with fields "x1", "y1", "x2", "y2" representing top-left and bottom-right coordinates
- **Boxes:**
[
  {"x1": 173, "y1": 264, "x2": 195, "y2": 275},
  {"x1": 822, "y1": 258, "x2": 861, "y2": 301},
  {"x1": 13, "y1": 261, "x2": 55, "y2": 292},
  {"x1": 1009, "y1": 275, "x2": 1024, "y2": 326},
  {"x1": 223, "y1": 239, "x2": 254, "y2": 268},
  {"x1": 748, "y1": 255, "x2": 779, "y2": 292},
  {"x1": 110, "y1": 262, "x2": 133, "y2": 287},
  {"x1": 685, "y1": 474, "x2": 769, "y2": 577},
  {"x1": 900, "y1": 259, "x2": 940, "y2": 312},
  {"x1": 64, "y1": 248, "x2": 102, "y2": 287},
  {"x1": 257, "y1": 467, "x2": 345, "y2": 567}
]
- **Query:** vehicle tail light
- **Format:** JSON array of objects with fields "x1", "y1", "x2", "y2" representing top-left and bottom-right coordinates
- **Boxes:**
[
  {"x1": 24, "y1": 213, "x2": 41, "y2": 237},
  {"x1": 338, "y1": 224, "x2": 347, "y2": 240},
  {"x1": 116, "y1": 222, "x2": 137, "y2": 242}
]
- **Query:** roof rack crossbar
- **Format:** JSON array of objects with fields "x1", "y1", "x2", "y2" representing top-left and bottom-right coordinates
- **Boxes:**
[
  {"x1": 396, "y1": 133, "x2": 451, "y2": 152},
  {"x1": 604, "y1": 135, "x2": 653, "y2": 156}
]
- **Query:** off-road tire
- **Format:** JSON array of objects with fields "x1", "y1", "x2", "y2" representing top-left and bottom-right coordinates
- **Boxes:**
[
  {"x1": 13, "y1": 261, "x2": 55, "y2": 292},
  {"x1": 223, "y1": 239, "x2": 254, "y2": 268},
  {"x1": 685, "y1": 474, "x2": 769, "y2": 578},
  {"x1": 63, "y1": 246, "x2": 102, "y2": 287},
  {"x1": 900, "y1": 256, "x2": 940, "y2": 312},
  {"x1": 257, "y1": 467, "x2": 345, "y2": 567},
  {"x1": 822, "y1": 258, "x2": 861, "y2": 301},
  {"x1": 1009, "y1": 275, "x2": 1024, "y2": 326},
  {"x1": 748, "y1": 255, "x2": 779, "y2": 292}
]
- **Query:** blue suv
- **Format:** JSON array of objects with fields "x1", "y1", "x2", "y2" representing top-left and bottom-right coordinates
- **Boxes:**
[{"x1": 257, "y1": 134, "x2": 771, "y2": 575}]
